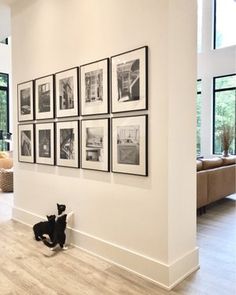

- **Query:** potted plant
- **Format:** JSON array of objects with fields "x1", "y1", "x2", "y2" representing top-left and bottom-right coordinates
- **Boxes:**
[{"x1": 219, "y1": 123, "x2": 234, "y2": 157}]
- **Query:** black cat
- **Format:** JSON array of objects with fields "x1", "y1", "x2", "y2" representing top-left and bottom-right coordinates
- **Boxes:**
[
  {"x1": 43, "y1": 203, "x2": 68, "y2": 250},
  {"x1": 33, "y1": 214, "x2": 56, "y2": 241}
]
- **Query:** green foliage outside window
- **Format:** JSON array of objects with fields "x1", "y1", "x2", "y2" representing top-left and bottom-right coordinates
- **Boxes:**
[
  {"x1": 196, "y1": 80, "x2": 201, "y2": 156},
  {"x1": 0, "y1": 74, "x2": 8, "y2": 87},
  {"x1": 0, "y1": 73, "x2": 9, "y2": 151},
  {"x1": 214, "y1": 75, "x2": 236, "y2": 155}
]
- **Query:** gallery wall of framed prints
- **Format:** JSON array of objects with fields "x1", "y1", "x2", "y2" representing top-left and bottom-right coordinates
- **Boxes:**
[
  {"x1": 111, "y1": 46, "x2": 148, "y2": 114},
  {"x1": 55, "y1": 67, "x2": 79, "y2": 118},
  {"x1": 17, "y1": 45, "x2": 148, "y2": 176},
  {"x1": 35, "y1": 123, "x2": 55, "y2": 165},
  {"x1": 80, "y1": 58, "x2": 109, "y2": 116},
  {"x1": 81, "y1": 118, "x2": 110, "y2": 172},
  {"x1": 56, "y1": 121, "x2": 79, "y2": 168},
  {"x1": 35, "y1": 75, "x2": 54, "y2": 120},
  {"x1": 111, "y1": 115, "x2": 148, "y2": 176},
  {"x1": 18, "y1": 81, "x2": 34, "y2": 122},
  {"x1": 18, "y1": 124, "x2": 35, "y2": 163}
]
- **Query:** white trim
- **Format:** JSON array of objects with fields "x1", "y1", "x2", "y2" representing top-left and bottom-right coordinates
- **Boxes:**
[{"x1": 12, "y1": 206, "x2": 199, "y2": 290}]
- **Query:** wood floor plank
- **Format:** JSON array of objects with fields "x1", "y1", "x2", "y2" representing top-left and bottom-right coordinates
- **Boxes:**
[{"x1": 0, "y1": 193, "x2": 235, "y2": 294}]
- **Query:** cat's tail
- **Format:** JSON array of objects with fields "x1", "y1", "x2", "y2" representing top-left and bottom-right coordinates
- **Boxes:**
[{"x1": 43, "y1": 239, "x2": 57, "y2": 248}]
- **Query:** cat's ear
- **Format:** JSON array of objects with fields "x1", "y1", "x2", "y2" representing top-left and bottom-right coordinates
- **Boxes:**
[
  {"x1": 57, "y1": 203, "x2": 59, "y2": 208},
  {"x1": 46, "y1": 215, "x2": 49, "y2": 219}
]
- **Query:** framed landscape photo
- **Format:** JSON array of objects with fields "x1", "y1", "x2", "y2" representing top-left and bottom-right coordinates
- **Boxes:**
[
  {"x1": 81, "y1": 118, "x2": 110, "y2": 172},
  {"x1": 35, "y1": 122, "x2": 55, "y2": 165},
  {"x1": 80, "y1": 58, "x2": 109, "y2": 116},
  {"x1": 56, "y1": 121, "x2": 79, "y2": 168},
  {"x1": 18, "y1": 124, "x2": 35, "y2": 163},
  {"x1": 55, "y1": 67, "x2": 79, "y2": 118},
  {"x1": 18, "y1": 81, "x2": 34, "y2": 121},
  {"x1": 111, "y1": 46, "x2": 148, "y2": 113},
  {"x1": 35, "y1": 75, "x2": 54, "y2": 120},
  {"x1": 112, "y1": 115, "x2": 148, "y2": 176}
]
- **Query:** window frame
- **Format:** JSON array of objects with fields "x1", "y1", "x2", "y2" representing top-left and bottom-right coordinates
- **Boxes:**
[
  {"x1": 0, "y1": 72, "x2": 10, "y2": 151},
  {"x1": 213, "y1": 73, "x2": 236, "y2": 155},
  {"x1": 213, "y1": 0, "x2": 217, "y2": 49}
]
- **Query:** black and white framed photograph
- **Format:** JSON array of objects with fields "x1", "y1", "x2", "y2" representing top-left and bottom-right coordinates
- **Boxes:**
[
  {"x1": 18, "y1": 124, "x2": 35, "y2": 163},
  {"x1": 81, "y1": 118, "x2": 110, "y2": 172},
  {"x1": 35, "y1": 122, "x2": 55, "y2": 165},
  {"x1": 35, "y1": 75, "x2": 54, "y2": 120},
  {"x1": 17, "y1": 81, "x2": 34, "y2": 121},
  {"x1": 111, "y1": 46, "x2": 148, "y2": 113},
  {"x1": 112, "y1": 115, "x2": 148, "y2": 176},
  {"x1": 55, "y1": 67, "x2": 79, "y2": 118},
  {"x1": 56, "y1": 121, "x2": 79, "y2": 168},
  {"x1": 80, "y1": 58, "x2": 109, "y2": 116}
]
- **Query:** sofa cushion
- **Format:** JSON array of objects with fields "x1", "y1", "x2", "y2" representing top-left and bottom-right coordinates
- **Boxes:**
[
  {"x1": 222, "y1": 156, "x2": 236, "y2": 166},
  {"x1": 208, "y1": 165, "x2": 236, "y2": 203},
  {"x1": 197, "y1": 171, "x2": 208, "y2": 208},
  {"x1": 201, "y1": 158, "x2": 223, "y2": 170},
  {"x1": 196, "y1": 160, "x2": 203, "y2": 171},
  {"x1": 0, "y1": 158, "x2": 13, "y2": 169},
  {"x1": 0, "y1": 152, "x2": 8, "y2": 159}
]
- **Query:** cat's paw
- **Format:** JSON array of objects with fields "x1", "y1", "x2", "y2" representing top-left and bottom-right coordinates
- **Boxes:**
[{"x1": 62, "y1": 246, "x2": 68, "y2": 250}]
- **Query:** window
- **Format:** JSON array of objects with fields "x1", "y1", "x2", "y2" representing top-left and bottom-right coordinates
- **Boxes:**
[
  {"x1": 214, "y1": 0, "x2": 236, "y2": 49},
  {"x1": 213, "y1": 74, "x2": 236, "y2": 155},
  {"x1": 0, "y1": 73, "x2": 9, "y2": 151},
  {"x1": 196, "y1": 79, "x2": 202, "y2": 155}
]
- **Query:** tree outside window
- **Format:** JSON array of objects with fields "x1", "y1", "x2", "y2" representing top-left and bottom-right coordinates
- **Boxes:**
[
  {"x1": 213, "y1": 74, "x2": 236, "y2": 155},
  {"x1": 0, "y1": 73, "x2": 9, "y2": 151},
  {"x1": 196, "y1": 79, "x2": 201, "y2": 156}
]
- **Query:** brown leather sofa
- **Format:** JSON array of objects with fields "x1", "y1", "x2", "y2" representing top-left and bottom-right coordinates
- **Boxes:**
[{"x1": 197, "y1": 156, "x2": 236, "y2": 210}]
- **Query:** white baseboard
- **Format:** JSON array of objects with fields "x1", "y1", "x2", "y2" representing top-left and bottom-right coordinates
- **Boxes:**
[{"x1": 12, "y1": 206, "x2": 199, "y2": 290}]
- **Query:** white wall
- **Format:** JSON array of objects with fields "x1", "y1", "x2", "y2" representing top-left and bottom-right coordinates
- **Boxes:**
[
  {"x1": 0, "y1": 3, "x2": 10, "y2": 40},
  {"x1": 11, "y1": 0, "x2": 198, "y2": 289},
  {"x1": 198, "y1": 0, "x2": 236, "y2": 158}
]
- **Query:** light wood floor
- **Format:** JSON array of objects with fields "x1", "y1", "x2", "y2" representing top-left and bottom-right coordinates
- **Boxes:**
[{"x1": 0, "y1": 193, "x2": 235, "y2": 295}]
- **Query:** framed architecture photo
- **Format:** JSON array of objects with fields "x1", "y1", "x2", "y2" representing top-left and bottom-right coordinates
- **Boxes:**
[
  {"x1": 55, "y1": 67, "x2": 79, "y2": 118},
  {"x1": 80, "y1": 58, "x2": 109, "y2": 116},
  {"x1": 112, "y1": 115, "x2": 148, "y2": 176},
  {"x1": 81, "y1": 118, "x2": 110, "y2": 172},
  {"x1": 111, "y1": 46, "x2": 148, "y2": 113},
  {"x1": 35, "y1": 75, "x2": 54, "y2": 120},
  {"x1": 35, "y1": 122, "x2": 55, "y2": 165},
  {"x1": 18, "y1": 124, "x2": 35, "y2": 163},
  {"x1": 17, "y1": 81, "x2": 34, "y2": 121},
  {"x1": 56, "y1": 121, "x2": 79, "y2": 168}
]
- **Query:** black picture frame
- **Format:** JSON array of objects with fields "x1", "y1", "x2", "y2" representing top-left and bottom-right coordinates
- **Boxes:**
[
  {"x1": 18, "y1": 123, "x2": 35, "y2": 163},
  {"x1": 56, "y1": 120, "x2": 79, "y2": 168},
  {"x1": 80, "y1": 58, "x2": 109, "y2": 116},
  {"x1": 55, "y1": 67, "x2": 79, "y2": 118},
  {"x1": 35, "y1": 122, "x2": 55, "y2": 165},
  {"x1": 111, "y1": 46, "x2": 148, "y2": 114},
  {"x1": 81, "y1": 118, "x2": 110, "y2": 172},
  {"x1": 17, "y1": 80, "x2": 34, "y2": 121},
  {"x1": 35, "y1": 74, "x2": 55, "y2": 120},
  {"x1": 111, "y1": 115, "x2": 148, "y2": 176}
]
